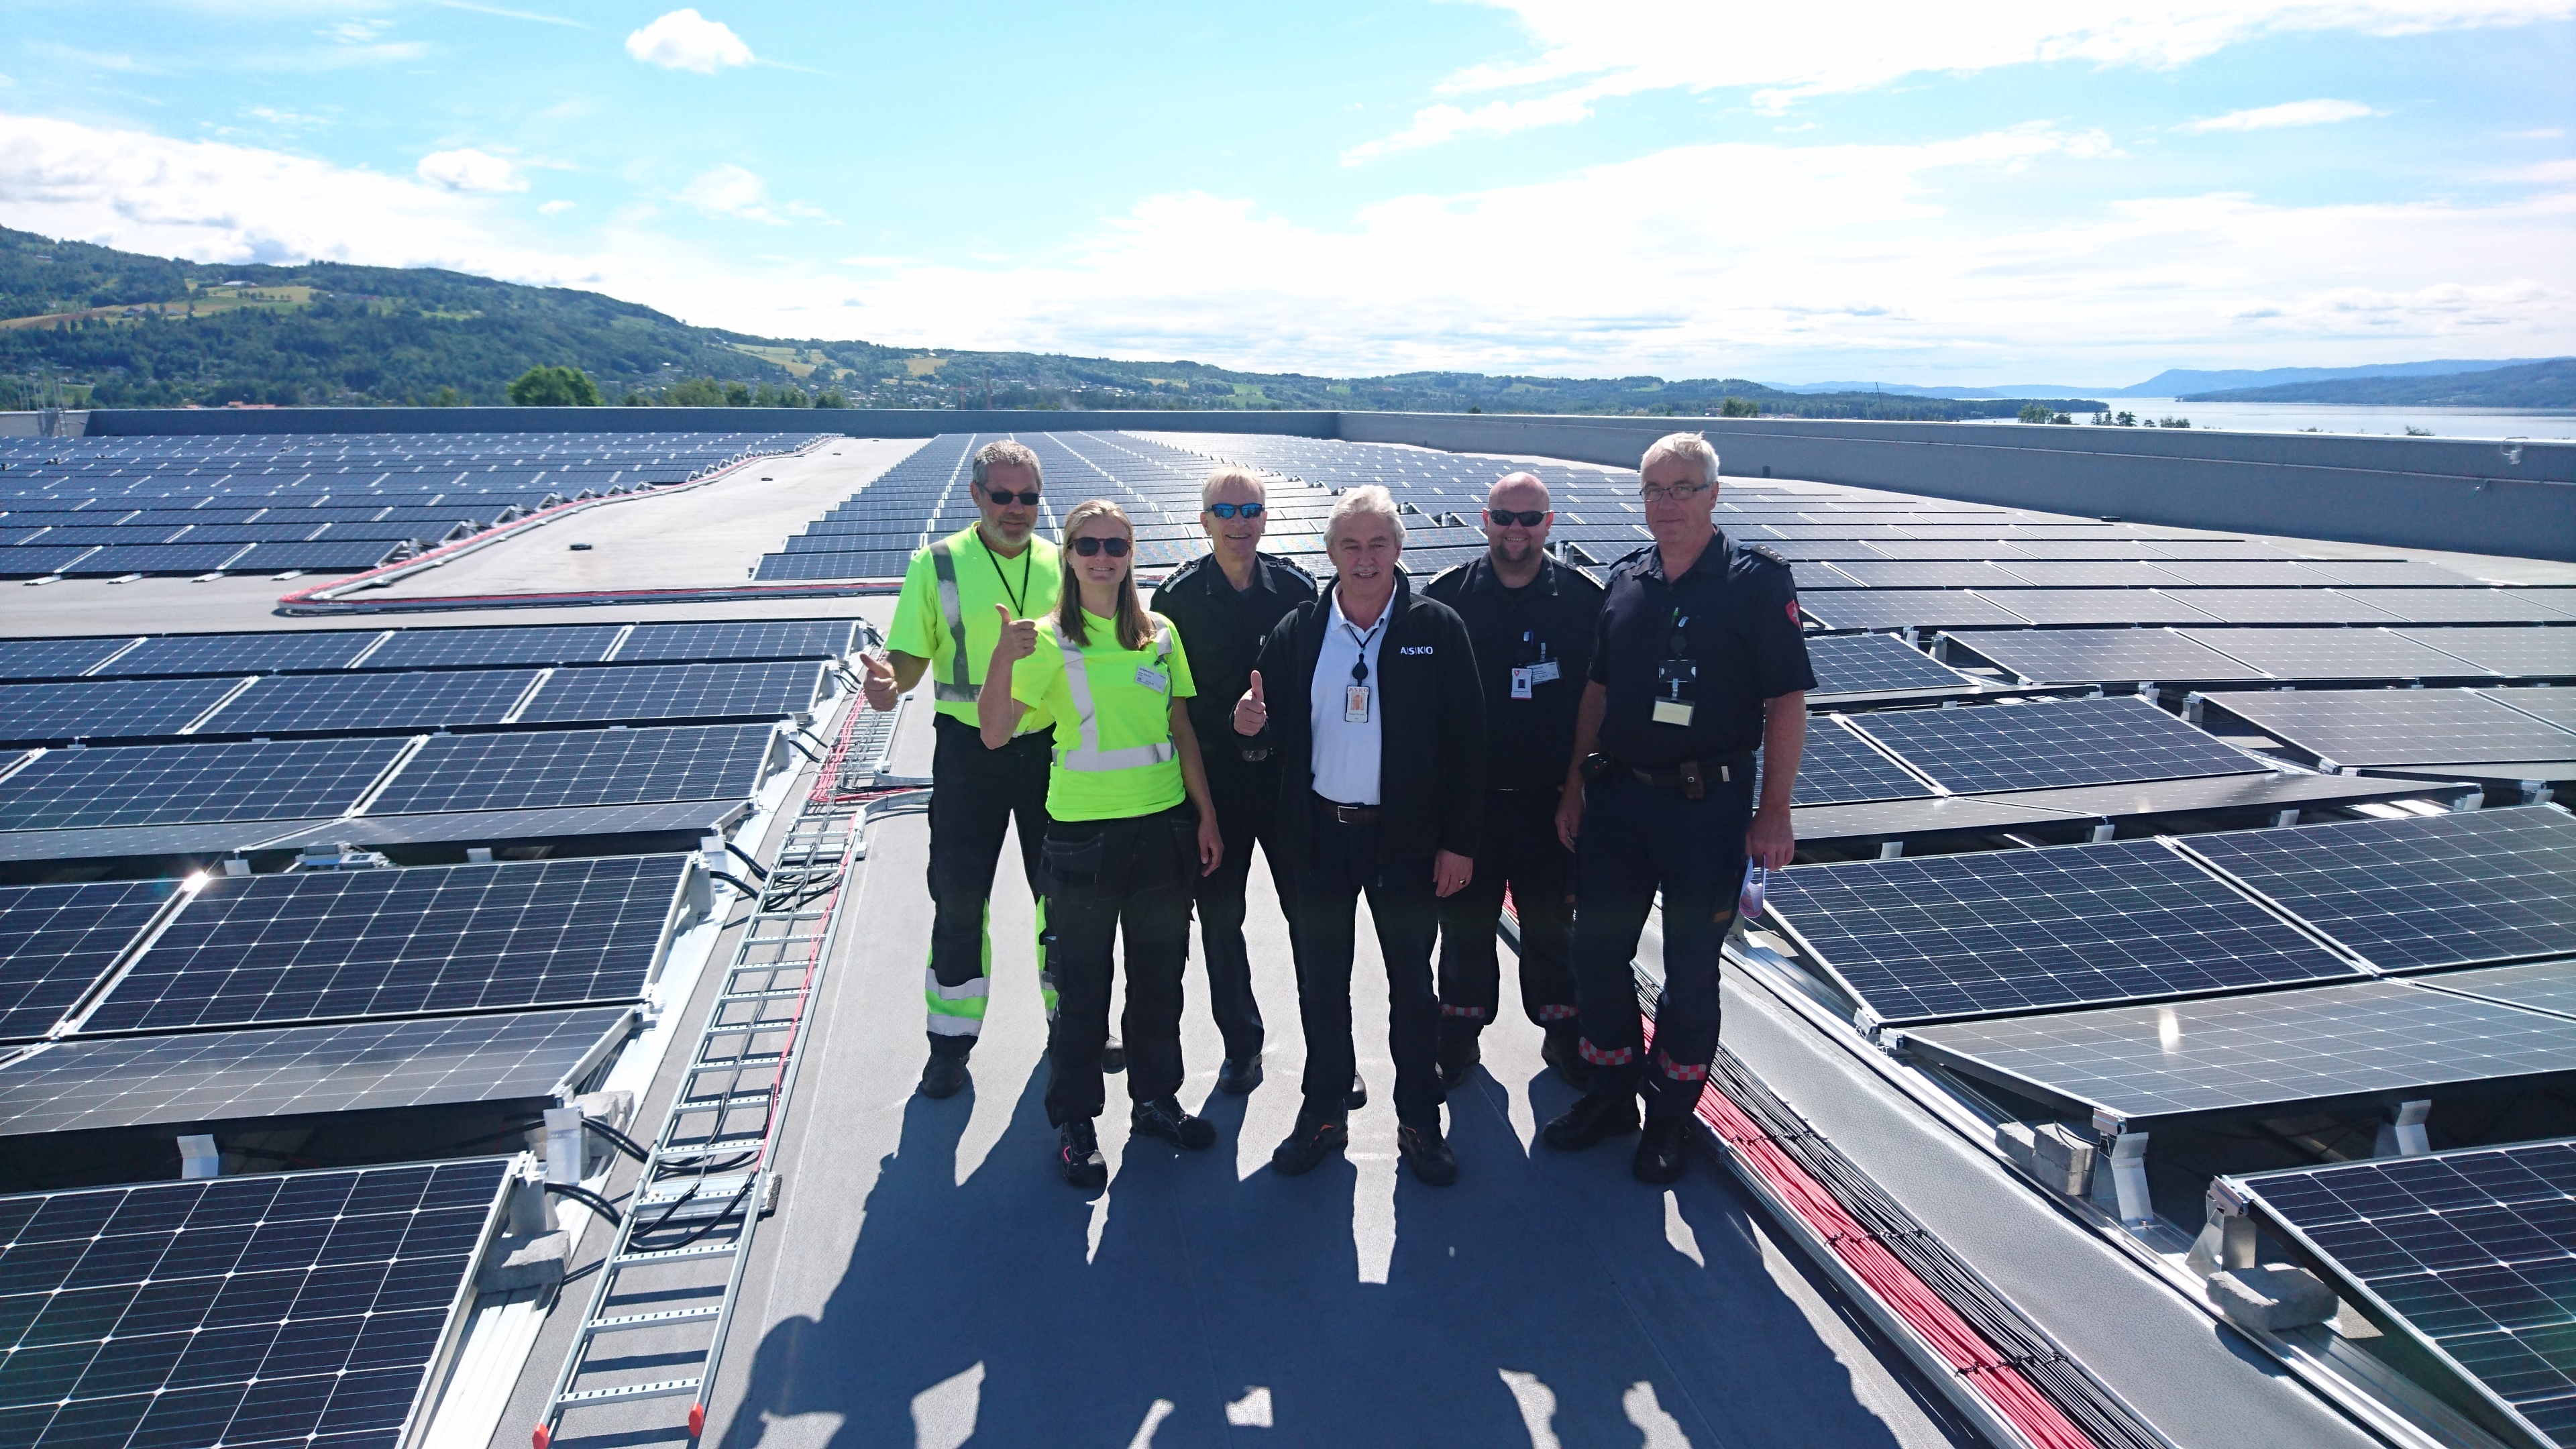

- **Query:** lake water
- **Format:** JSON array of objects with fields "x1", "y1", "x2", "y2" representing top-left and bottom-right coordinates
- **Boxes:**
[{"x1": 1971, "y1": 398, "x2": 2576, "y2": 441}]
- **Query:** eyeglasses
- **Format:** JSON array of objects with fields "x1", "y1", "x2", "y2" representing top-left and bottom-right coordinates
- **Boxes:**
[
  {"x1": 1486, "y1": 508, "x2": 1547, "y2": 527},
  {"x1": 981, "y1": 487, "x2": 1041, "y2": 506},
  {"x1": 1639, "y1": 482, "x2": 1711, "y2": 504},
  {"x1": 1071, "y1": 535, "x2": 1131, "y2": 557},
  {"x1": 1206, "y1": 501, "x2": 1265, "y2": 519}
]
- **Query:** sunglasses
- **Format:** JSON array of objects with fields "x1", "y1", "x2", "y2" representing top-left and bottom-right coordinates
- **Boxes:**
[
  {"x1": 981, "y1": 487, "x2": 1042, "y2": 506},
  {"x1": 1487, "y1": 508, "x2": 1547, "y2": 527},
  {"x1": 1071, "y1": 535, "x2": 1132, "y2": 557},
  {"x1": 1206, "y1": 502, "x2": 1265, "y2": 519}
]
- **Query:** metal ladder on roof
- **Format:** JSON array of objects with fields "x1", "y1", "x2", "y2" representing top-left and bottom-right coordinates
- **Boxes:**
[{"x1": 530, "y1": 790, "x2": 863, "y2": 1448}]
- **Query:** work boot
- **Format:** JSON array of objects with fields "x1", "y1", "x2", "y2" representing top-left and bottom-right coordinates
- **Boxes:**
[
  {"x1": 1057, "y1": 1119, "x2": 1107, "y2": 1189},
  {"x1": 1271, "y1": 1114, "x2": 1349, "y2": 1176},
  {"x1": 1216, "y1": 1053, "x2": 1264, "y2": 1095},
  {"x1": 1397, "y1": 1122, "x2": 1458, "y2": 1187},
  {"x1": 1541, "y1": 1025, "x2": 1594, "y2": 1090},
  {"x1": 1633, "y1": 1114, "x2": 1696, "y2": 1185},
  {"x1": 1541, "y1": 1091, "x2": 1640, "y2": 1150},
  {"x1": 1344, "y1": 1073, "x2": 1368, "y2": 1112},
  {"x1": 1102, "y1": 1035, "x2": 1126, "y2": 1075},
  {"x1": 916, "y1": 1053, "x2": 969, "y2": 1100},
  {"x1": 1132, "y1": 1097, "x2": 1218, "y2": 1150},
  {"x1": 1435, "y1": 1020, "x2": 1481, "y2": 1092}
]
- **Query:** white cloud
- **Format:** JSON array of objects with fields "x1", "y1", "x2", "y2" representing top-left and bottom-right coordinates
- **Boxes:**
[
  {"x1": 2173, "y1": 99, "x2": 2379, "y2": 133},
  {"x1": 247, "y1": 105, "x2": 329, "y2": 125},
  {"x1": 677, "y1": 162, "x2": 774, "y2": 220},
  {"x1": 539, "y1": 199, "x2": 576, "y2": 214},
  {"x1": 625, "y1": 9, "x2": 751, "y2": 72},
  {"x1": 417, "y1": 147, "x2": 526, "y2": 192},
  {"x1": 1348, "y1": 1, "x2": 2573, "y2": 156}
]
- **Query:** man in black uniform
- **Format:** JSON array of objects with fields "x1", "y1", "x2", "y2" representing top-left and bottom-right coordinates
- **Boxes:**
[
  {"x1": 1423, "y1": 471, "x2": 1601, "y2": 1091},
  {"x1": 1150, "y1": 466, "x2": 1316, "y2": 1093},
  {"x1": 1542, "y1": 432, "x2": 1813, "y2": 1184}
]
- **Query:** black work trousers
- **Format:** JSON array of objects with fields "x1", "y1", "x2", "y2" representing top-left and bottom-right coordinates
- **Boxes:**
[
  {"x1": 1290, "y1": 798, "x2": 1443, "y2": 1128},
  {"x1": 1569, "y1": 775, "x2": 1750, "y2": 1120},
  {"x1": 1040, "y1": 805, "x2": 1197, "y2": 1127},
  {"x1": 924, "y1": 714, "x2": 1053, "y2": 1059},
  {"x1": 1436, "y1": 786, "x2": 1580, "y2": 1032},
  {"x1": 1190, "y1": 753, "x2": 1292, "y2": 1061}
]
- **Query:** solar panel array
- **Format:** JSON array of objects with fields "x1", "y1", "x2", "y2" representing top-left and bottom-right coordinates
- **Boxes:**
[
  {"x1": 1, "y1": 619, "x2": 857, "y2": 682},
  {"x1": 1839, "y1": 695, "x2": 2265, "y2": 795},
  {"x1": 2227, "y1": 1142, "x2": 2576, "y2": 1447},
  {"x1": 0, "y1": 1159, "x2": 510, "y2": 1449},
  {"x1": 369, "y1": 724, "x2": 775, "y2": 814},
  {"x1": 2195, "y1": 688, "x2": 2576, "y2": 771},
  {"x1": 0, "y1": 882, "x2": 177, "y2": 1041},
  {"x1": 0, "y1": 738, "x2": 407, "y2": 831}
]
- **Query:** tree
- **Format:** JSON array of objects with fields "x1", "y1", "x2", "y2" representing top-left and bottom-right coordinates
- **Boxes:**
[
  {"x1": 2017, "y1": 402, "x2": 2051, "y2": 423},
  {"x1": 507, "y1": 364, "x2": 601, "y2": 406},
  {"x1": 1719, "y1": 397, "x2": 1759, "y2": 417},
  {"x1": 812, "y1": 389, "x2": 849, "y2": 408},
  {"x1": 661, "y1": 377, "x2": 727, "y2": 407},
  {"x1": 724, "y1": 381, "x2": 751, "y2": 407}
]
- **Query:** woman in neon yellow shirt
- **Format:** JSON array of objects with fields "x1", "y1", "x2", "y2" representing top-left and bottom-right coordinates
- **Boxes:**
[{"x1": 979, "y1": 498, "x2": 1226, "y2": 1189}]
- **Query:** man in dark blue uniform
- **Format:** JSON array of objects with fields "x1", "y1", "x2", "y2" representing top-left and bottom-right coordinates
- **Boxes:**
[
  {"x1": 1150, "y1": 466, "x2": 1316, "y2": 1093},
  {"x1": 1424, "y1": 471, "x2": 1602, "y2": 1091},
  {"x1": 1542, "y1": 433, "x2": 1813, "y2": 1184}
]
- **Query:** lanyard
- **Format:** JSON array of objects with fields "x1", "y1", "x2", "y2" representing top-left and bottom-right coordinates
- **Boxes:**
[
  {"x1": 1340, "y1": 613, "x2": 1383, "y2": 687},
  {"x1": 985, "y1": 543, "x2": 1031, "y2": 619}
]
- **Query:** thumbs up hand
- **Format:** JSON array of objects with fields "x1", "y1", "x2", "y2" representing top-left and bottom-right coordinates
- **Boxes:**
[
  {"x1": 991, "y1": 602, "x2": 1038, "y2": 665},
  {"x1": 1233, "y1": 667, "x2": 1269, "y2": 736},
  {"x1": 859, "y1": 650, "x2": 900, "y2": 711}
]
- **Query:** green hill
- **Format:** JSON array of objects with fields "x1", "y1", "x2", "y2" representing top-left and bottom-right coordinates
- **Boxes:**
[
  {"x1": 2182, "y1": 358, "x2": 2576, "y2": 407},
  {"x1": 0, "y1": 227, "x2": 2095, "y2": 420}
]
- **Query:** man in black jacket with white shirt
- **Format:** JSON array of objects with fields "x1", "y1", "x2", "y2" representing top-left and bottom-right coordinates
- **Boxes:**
[{"x1": 1232, "y1": 485, "x2": 1485, "y2": 1185}]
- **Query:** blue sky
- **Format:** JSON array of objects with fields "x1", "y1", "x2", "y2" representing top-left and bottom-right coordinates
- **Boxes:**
[{"x1": 2, "y1": 1, "x2": 2571, "y2": 385}]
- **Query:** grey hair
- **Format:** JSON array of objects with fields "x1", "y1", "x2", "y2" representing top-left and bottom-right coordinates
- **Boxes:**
[
  {"x1": 1640, "y1": 431, "x2": 1719, "y2": 488},
  {"x1": 1199, "y1": 466, "x2": 1269, "y2": 510},
  {"x1": 1326, "y1": 484, "x2": 1406, "y2": 549},
  {"x1": 971, "y1": 439, "x2": 1042, "y2": 489}
]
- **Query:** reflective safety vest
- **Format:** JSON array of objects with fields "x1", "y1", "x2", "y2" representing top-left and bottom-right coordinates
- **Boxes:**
[
  {"x1": 928, "y1": 540, "x2": 977, "y2": 704},
  {"x1": 1055, "y1": 619, "x2": 1177, "y2": 773},
  {"x1": 887, "y1": 527, "x2": 1058, "y2": 732}
]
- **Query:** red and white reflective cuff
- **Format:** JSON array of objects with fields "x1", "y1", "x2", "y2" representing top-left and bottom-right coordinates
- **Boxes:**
[
  {"x1": 1440, "y1": 1004, "x2": 1491, "y2": 1019},
  {"x1": 1578, "y1": 1038, "x2": 1635, "y2": 1066},
  {"x1": 1536, "y1": 1004, "x2": 1578, "y2": 1022},
  {"x1": 1656, "y1": 1051, "x2": 1710, "y2": 1083}
]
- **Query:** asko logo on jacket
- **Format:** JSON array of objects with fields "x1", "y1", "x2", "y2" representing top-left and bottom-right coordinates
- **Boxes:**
[{"x1": 1398, "y1": 645, "x2": 1435, "y2": 655}]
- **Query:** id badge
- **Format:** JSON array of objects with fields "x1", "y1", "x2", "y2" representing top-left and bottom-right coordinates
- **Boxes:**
[
  {"x1": 1344, "y1": 685, "x2": 1371, "y2": 723},
  {"x1": 1527, "y1": 659, "x2": 1560, "y2": 685},
  {"x1": 1509, "y1": 667, "x2": 1533, "y2": 700},
  {"x1": 1652, "y1": 699, "x2": 1696, "y2": 727},
  {"x1": 1134, "y1": 665, "x2": 1169, "y2": 694}
]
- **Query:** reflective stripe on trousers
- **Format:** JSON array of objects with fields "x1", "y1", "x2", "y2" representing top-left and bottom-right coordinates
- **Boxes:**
[
  {"x1": 1054, "y1": 621, "x2": 1178, "y2": 773},
  {"x1": 928, "y1": 541, "x2": 979, "y2": 704}
]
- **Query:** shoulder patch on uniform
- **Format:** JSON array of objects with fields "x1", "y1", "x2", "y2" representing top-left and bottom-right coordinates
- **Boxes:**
[
  {"x1": 1745, "y1": 543, "x2": 1791, "y2": 568},
  {"x1": 1267, "y1": 551, "x2": 1316, "y2": 580}
]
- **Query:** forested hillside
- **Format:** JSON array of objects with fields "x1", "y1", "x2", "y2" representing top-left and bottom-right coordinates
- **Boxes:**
[{"x1": 2183, "y1": 358, "x2": 2576, "y2": 407}]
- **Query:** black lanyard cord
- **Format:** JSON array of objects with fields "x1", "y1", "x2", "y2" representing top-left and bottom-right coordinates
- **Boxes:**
[{"x1": 986, "y1": 543, "x2": 1031, "y2": 618}]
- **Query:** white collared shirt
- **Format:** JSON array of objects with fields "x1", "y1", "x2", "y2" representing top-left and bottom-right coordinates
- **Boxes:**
[{"x1": 1309, "y1": 586, "x2": 1389, "y2": 805}]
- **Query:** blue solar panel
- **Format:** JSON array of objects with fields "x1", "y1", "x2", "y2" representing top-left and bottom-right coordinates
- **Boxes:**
[
  {"x1": 211, "y1": 669, "x2": 539, "y2": 736},
  {"x1": 1845, "y1": 696, "x2": 2264, "y2": 794},
  {"x1": 0, "y1": 678, "x2": 245, "y2": 745},
  {"x1": 614, "y1": 619, "x2": 855, "y2": 662},
  {"x1": 0, "y1": 738, "x2": 406, "y2": 830},
  {"x1": 228, "y1": 541, "x2": 402, "y2": 574},
  {"x1": 1805, "y1": 633, "x2": 1980, "y2": 696},
  {"x1": 0, "y1": 881, "x2": 177, "y2": 1041},
  {"x1": 368, "y1": 724, "x2": 774, "y2": 814},
  {"x1": 0, "y1": 638, "x2": 135, "y2": 682},
  {"x1": 519, "y1": 661, "x2": 822, "y2": 726},
  {"x1": 366, "y1": 625, "x2": 622, "y2": 669},
  {"x1": 94, "y1": 632, "x2": 385, "y2": 678}
]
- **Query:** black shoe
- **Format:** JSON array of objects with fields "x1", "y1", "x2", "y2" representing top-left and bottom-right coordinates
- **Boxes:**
[
  {"x1": 917, "y1": 1054, "x2": 969, "y2": 1100},
  {"x1": 1344, "y1": 1073, "x2": 1368, "y2": 1112},
  {"x1": 1541, "y1": 1091, "x2": 1640, "y2": 1151},
  {"x1": 1397, "y1": 1122, "x2": 1458, "y2": 1187},
  {"x1": 1217, "y1": 1053, "x2": 1263, "y2": 1095},
  {"x1": 1132, "y1": 1097, "x2": 1218, "y2": 1150},
  {"x1": 1436, "y1": 1022, "x2": 1481, "y2": 1092},
  {"x1": 1271, "y1": 1116, "x2": 1348, "y2": 1176},
  {"x1": 1102, "y1": 1036, "x2": 1126, "y2": 1075},
  {"x1": 1542, "y1": 1027, "x2": 1595, "y2": 1091},
  {"x1": 1633, "y1": 1114, "x2": 1695, "y2": 1185},
  {"x1": 1057, "y1": 1119, "x2": 1107, "y2": 1189}
]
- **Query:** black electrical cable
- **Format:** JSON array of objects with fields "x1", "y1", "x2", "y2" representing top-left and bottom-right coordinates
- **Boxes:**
[
  {"x1": 580, "y1": 1116, "x2": 651, "y2": 1163},
  {"x1": 543, "y1": 1181, "x2": 623, "y2": 1227}
]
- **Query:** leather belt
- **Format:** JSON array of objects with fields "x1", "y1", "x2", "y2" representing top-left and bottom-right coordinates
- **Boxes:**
[
  {"x1": 1313, "y1": 794, "x2": 1380, "y2": 825},
  {"x1": 1628, "y1": 755, "x2": 1752, "y2": 791}
]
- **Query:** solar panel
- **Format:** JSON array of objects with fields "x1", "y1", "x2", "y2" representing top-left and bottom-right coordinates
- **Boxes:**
[
  {"x1": 1768, "y1": 724, "x2": 1937, "y2": 806},
  {"x1": 2486, "y1": 688, "x2": 2576, "y2": 734},
  {"x1": 2418, "y1": 961, "x2": 2576, "y2": 1020},
  {"x1": 0, "y1": 1159, "x2": 509, "y2": 1449},
  {"x1": 1805, "y1": 633, "x2": 1979, "y2": 696},
  {"x1": 80, "y1": 855, "x2": 689, "y2": 1034},
  {"x1": 0, "y1": 738, "x2": 405, "y2": 832},
  {"x1": 2176, "y1": 627, "x2": 2496, "y2": 682},
  {"x1": 613, "y1": 619, "x2": 855, "y2": 663},
  {"x1": 2183, "y1": 808, "x2": 2576, "y2": 973},
  {"x1": 227, "y1": 541, "x2": 403, "y2": 574},
  {"x1": 1762, "y1": 838, "x2": 2360, "y2": 1024},
  {"x1": 2396, "y1": 629, "x2": 2576, "y2": 678},
  {"x1": 212, "y1": 669, "x2": 539, "y2": 736},
  {"x1": 2196, "y1": 688, "x2": 2576, "y2": 769},
  {"x1": 0, "y1": 1006, "x2": 631, "y2": 1137},
  {"x1": 0, "y1": 882, "x2": 176, "y2": 1042},
  {"x1": 1991, "y1": 561, "x2": 2184, "y2": 588},
  {"x1": 518, "y1": 661, "x2": 822, "y2": 726},
  {"x1": 753, "y1": 549, "x2": 916, "y2": 582},
  {"x1": 0, "y1": 638, "x2": 133, "y2": 682},
  {"x1": 1976, "y1": 590, "x2": 2222, "y2": 627},
  {"x1": 2297, "y1": 559, "x2": 2482, "y2": 588},
  {"x1": 1904, "y1": 977, "x2": 2576, "y2": 1122},
  {"x1": 0, "y1": 678, "x2": 244, "y2": 746},
  {"x1": 1844, "y1": 696, "x2": 2263, "y2": 794},
  {"x1": 1814, "y1": 561, "x2": 2021, "y2": 590},
  {"x1": 366, "y1": 625, "x2": 623, "y2": 669},
  {"x1": 368, "y1": 724, "x2": 773, "y2": 814},
  {"x1": 2139, "y1": 560, "x2": 2332, "y2": 588},
  {"x1": 2354, "y1": 590, "x2": 2573, "y2": 625},
  {"x1": 1944, "y1": 629, "x2": 2266, "y2": 686},
  {"x1": 94, "y1": 631, "x2": 385, "y2": 678},
  {"x1": 2169, "y1": 589, "x2": 2398, "y2": 625},
  {"x1": 59, "y1": 543, "x2": 251, "y2": 576},
  {"x1": 2226, "y1": 1142, "x2": 2576, "y2": 1448},
  {"x1": 1796, "y1": 592, "x2": 2033, "y2": 633}
]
